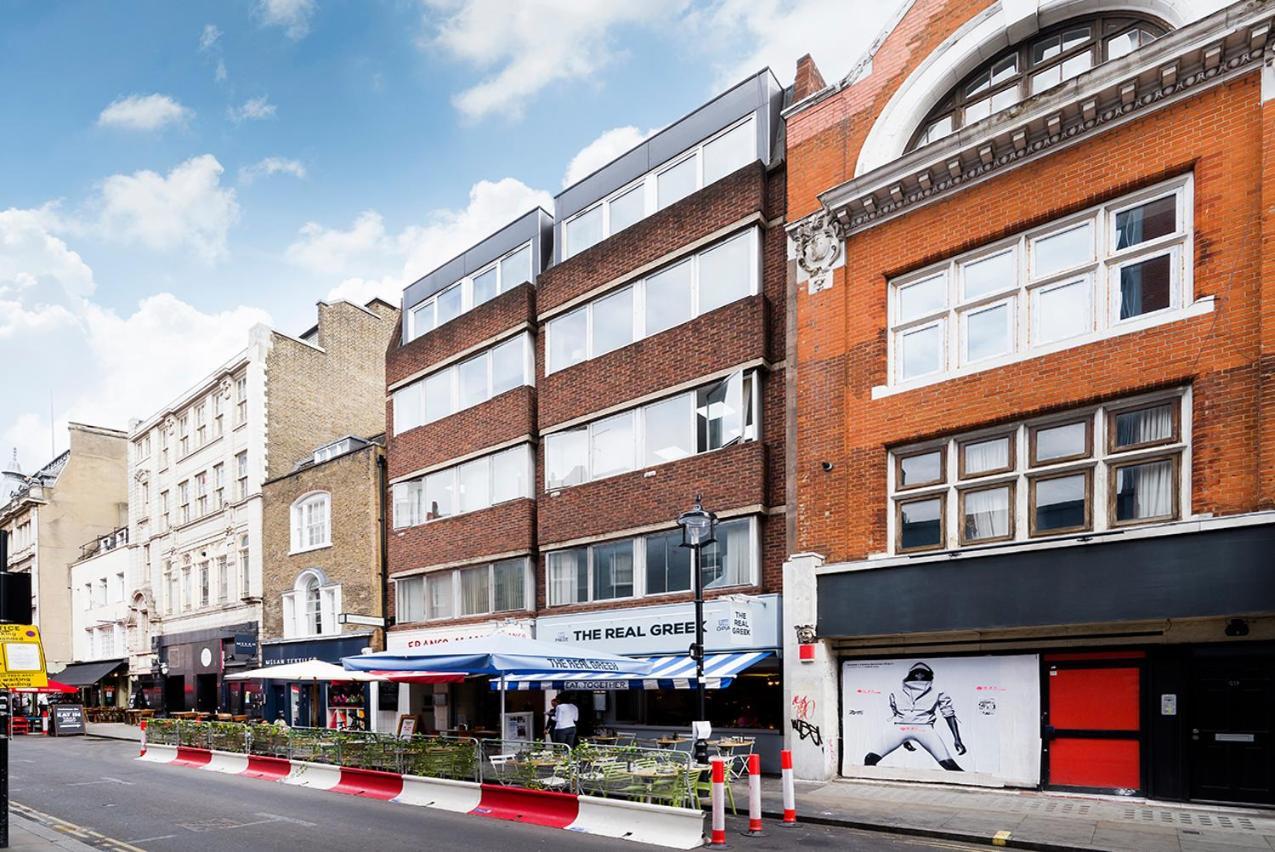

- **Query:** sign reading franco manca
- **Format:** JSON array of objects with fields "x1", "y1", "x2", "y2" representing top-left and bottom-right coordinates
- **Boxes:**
[{"x1": 0, "y1": 624, "x2": 48, "y2": 689}]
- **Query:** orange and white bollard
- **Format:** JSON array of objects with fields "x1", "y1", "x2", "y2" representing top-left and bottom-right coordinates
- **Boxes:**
[
  {"x1": 139, "y1": 718, "x2": 148, "y2": 757},
  {"x1": 780, "y1": 749, "x2": 797, "y2": 826},
  {"x1": 742, "y1": 753, "x2": 765, "y2": 837},
  {"x1": 708, "y1": 756, "x2": 728, "y2": 847}
]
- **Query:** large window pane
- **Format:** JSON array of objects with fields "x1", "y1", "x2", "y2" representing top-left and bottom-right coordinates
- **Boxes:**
[
  {"x1": 1118, "y1": 254, "x2": 1172, "y2": 319},
  {"x1": 698, "y1": 233, "x2": 752, "y2": 314},
  {"x1": 1034, "y1": 420, "x2": 1088, "y2": 462},
  {"x1": 393, "y1": 383, "x2": 425, "y2": 434},
  {"x1": 397, "y1": 576, "x2": 425, "y2": 623},
  {"x1": 566, "y1": 205, "x2": 603, "y2": 257},
  {"x1": 424, "y1": 370, "x2": 454, "y2": 424},
  {"x1": 1113, "y1": 403, "x2": 1174, "y2": 449},
  {"x1": 899, "y1": 450, "x2": 943, "y2": 488},
  {"x1": 644, "y1": 393, "x2": 694, "y2": 466},
  {"x1": 548, "y1": 549, "x2": 587, "y2": 606},
  {"x1": 460, "y1": 566, "x2": 489, "y2": 616},
  {"x1": 657, "y1": 157, "x2": 697, "y2": 210},
  {"x1": 609, "y1": 185, "x2": 645, "y2": 234},
  {"x1": 548, "y1": 308, "x2": 588, "y2": 372},
  {"x1": 424, "y1": 470, "x2": 454, "y2": 520},
  {"x1": 410, "y1": 302, "x2": 434, "y2": 340},
  {"x1": 1031, "y1": 223, "x2": 1092, "y2": 278},
  {"x1": 435, "y1": 284, "x2": 462, "y2": 326},
  {"x1": 696, "y1": 372, "x2": 743, "y2": 452},
  {"x1": 493, "y1": 559, "x2": 525, "y2": 612},
  {"x1": 1114, "y1": 459, "x2": 1174, "y2": 522},
  {"x1": 1060, "y1": 50, "x2": 1092, "y2": 82},
  {"x1": 492, "y1": 446, "x2": 530, "y2": 503},
  {"x1": 1033, "y1": 473, "x2": 1088, "y2": 533},
  {"x1": 591, "y1": 411, "x2": 635, "y2": 480},
  {"x1": 1116, "y1": 196, "x2": 1176, "y2": 249},
  {"x1": 962, "y1": 485, "x2": 1011, "y2": 542},
  {"x1": 592, "y1": 287, "x2": 634, "y2": 357},
  {"x1": 458, "y1": 458, "x2": 490, "y2": 514},
  {"x1": 964, "y1": 302, "x2": 1011, "y2": 362},
  {"x1": 899, "y1": 498, "x2": 943, "y2": 550},
  {"x1": 490, "y1": 336, "x2": 525, "y2": 396},
  {"x1": 500, "y1": 245, "x2": 532, "y2": 290},
  {"x1": 644, "y1": 530, "x2": 691, "y2": 595},
  {"x1": 702, "y1": 518, "x2": 750, "y2": 589},
  {"x1": 900, "y1": 323, "x2": 943, "y2": 379},
  {"x1": 703, "y1": 118, "x2": 755, "y2": 183},
  {"x1": 457, "y1": 354, "x2": 488, "y2": 410},
  {"x1": 645, "y1": 260, "x2": 693, "y2": 336},
  {"x1": 1034, "y1": 278, "x2": 1090, "y2": 343},
  {"x1": 962, "y1": 250, "x2": 1014, "y2": 300},
  {"x1": 898, "y1": 274, "x2": 946, "y2": 322},
  {"x1": 472, "y1": 266, "x2": 498, "y2": 306},
  {"x1": 427, "y1": 573, "x2": 452, "y2": 620},
  {"x1": 593, "y1": 541, "x2": 634, "y2": 600},
  {"x1": 393, "y1": 481, "x2": 422, "y2": 529},
  {"x1": 546, "y1": 429, "x2": 588, "y2": 489}
]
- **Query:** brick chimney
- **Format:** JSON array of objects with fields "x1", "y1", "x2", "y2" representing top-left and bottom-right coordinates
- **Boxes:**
[{"x1": 794, "y1": 54, "x2": 828, "y2": 101}]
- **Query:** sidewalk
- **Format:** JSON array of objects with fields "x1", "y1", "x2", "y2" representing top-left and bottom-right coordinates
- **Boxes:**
[
  {"x1": 83, "y1": 721, "x2": 141, "y2": 741},
  {"x1": 745, "y1": 776, "x2": 1275, "y2": 851},
  {"x1": 6, "y1": 812, "x2": 97, "y2": 851}
]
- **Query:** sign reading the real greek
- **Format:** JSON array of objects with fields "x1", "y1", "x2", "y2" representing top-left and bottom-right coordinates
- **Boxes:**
[{"x1": 537, "y1": 596, "x2": 778, "y2": 656}]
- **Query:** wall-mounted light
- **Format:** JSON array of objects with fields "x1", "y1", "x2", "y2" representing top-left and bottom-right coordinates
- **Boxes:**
[{"x1": 1225, "y1": 618, "x2": 1249, "y2": 637}]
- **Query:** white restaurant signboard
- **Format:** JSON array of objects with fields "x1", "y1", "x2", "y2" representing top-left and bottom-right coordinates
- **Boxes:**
[{"x1": 386, "y1": 619, "x2": 534, "y2": 652}]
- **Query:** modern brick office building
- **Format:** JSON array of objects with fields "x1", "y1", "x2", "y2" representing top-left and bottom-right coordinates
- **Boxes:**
[
  {"x1": 781, "y1": 0, "x2": 1275, "y2": 806},
  {"x1": 384, "y1": 70, "x2": 790, "y2": 766}
]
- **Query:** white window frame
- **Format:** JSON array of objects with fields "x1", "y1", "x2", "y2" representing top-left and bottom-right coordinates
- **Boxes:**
[
  {"x1": 290, "y1": 491, "x2": 332, "y2": 553},
  {"x1": 394, "y1": 558, "x2": 531, "y2": 624},
  {"x1": 393, "y1": 333, "x2": 534, "y2": 435},
  {"x1": 547, "y1": 227, "x2": 761, "y2": 375},
  {"x1": 886, "y1": 387, "x2": 1192, "y2": 554},
  {"x1": 406, "y1": 241, "x2": 535, "y2": 342},
  {"x1": 282, "y1": 569, "x2": 343, "y2": 639},
  {"x1": 544, "y1": 370, "x2": 760, "y2": 492},
  {"x1": 391, "y1": 444, "x2": 534, "y2": 530},
  {"x1": 545, "y1": 516, "x2": 759, "y2": 607},
  {"x1": 561, "y1": 115, "x2": 758, "y2": 260},
  {"x1": 886, "y1": 175, "x2": 1197, "y2": 391}
]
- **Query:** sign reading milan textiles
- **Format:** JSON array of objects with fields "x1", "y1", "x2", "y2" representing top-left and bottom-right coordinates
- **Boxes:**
[{"x1": 840, "y1": 654, "x2": 1041, "y2": 787}]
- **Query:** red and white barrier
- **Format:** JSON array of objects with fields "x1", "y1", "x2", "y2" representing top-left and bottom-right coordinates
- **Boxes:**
[
  {"x1": 137, "y1": 745, "x2": 703, "y2": 848},
  {"x1": 743, "y1": 753, "x2": 764, "y2": 837},
  {"x1": 780, "y1": 749, "x2": 797, "y2": 826},
  {"x1": 708, "y1": 757, "x2": 727, "y2": 846},
  {"x1": 139, "y1": 719, "x2": 147, "y2": 757}
]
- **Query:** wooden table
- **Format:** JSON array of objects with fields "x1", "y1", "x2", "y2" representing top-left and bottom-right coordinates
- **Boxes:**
[
  {"x1": 587, "y1": 735, "x2": 619, "y2": 744},
  {"x1": 631, "y1": 766, "x2": 682, "y2": 803},
  {"x1": 708, "y1": 738, "x2": 753, "y2": 749},
  {"x1": 655, "y1": 737, "x2": 688, "y2": 749}
]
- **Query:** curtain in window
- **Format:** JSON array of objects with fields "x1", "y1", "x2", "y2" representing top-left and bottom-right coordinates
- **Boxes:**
[
  {"x1": 548, "y1": 550, "x2": 583, "y2": 605},
  {"x1": 963, "y1": 438, "x2": 1007, "y2": 474},
  {"x1": 493, "y1": 560, "x2": 524, "y2": 612},
  {"x1": 398, "y1": 577, "x2": 425, "y2": 623},
  {"x1": 703, "y1": 520, "x2": 749, "y2": 589},
  {"x1": 460, "y1": 568, "x2": 489, "y2": 615},
  {"x1": 1115, "y1": 403, "x2": 1172, "y2": 447},
  {"x1": 963, "y1": 486, "x2": 1010, "y2": 540},
  {"x1": 1117, "y1": 459, "x2": 1173, "y2": 519},
  {"x1": 1118, "y1": 263, "x2": 1143, "y2": 320},
  {"x1": 427, "y1": 573, "x2": 452, "y2": 620}
]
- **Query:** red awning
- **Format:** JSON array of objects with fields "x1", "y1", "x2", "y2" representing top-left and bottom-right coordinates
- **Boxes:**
[
  {"x1": 14, "y1": 679, "x2": 78, "y2": 694},
  {"x1": 371, "y1": 671, "x2": 467, "y2": 684}
]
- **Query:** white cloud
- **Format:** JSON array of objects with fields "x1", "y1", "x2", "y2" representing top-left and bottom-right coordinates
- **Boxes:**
[
  {"x1": 238, "y1": 156, "x2": 307, "y2": 184},
  {"x1": 256, "y1": 0, "x2": 317, "y2": 40},
  {"x1": 293, "y1": 178, "x2": 551, "y2": 303},
  {"x1": 97, "y1": 94, "x2": 192, "y2": 131},
  {"x1": 227, "y1": 96, "x2": 277, "y2": 123},
  {"x1": 423, "y1": 0, "x2": 685, "y2": 121},
  {"x1": 690, "y1": 0, "x2": 901, "y2": 90},
  {"x1": 215, "y1": 59, "x2": 228, "y2": 82},
  {"x1": 0, "y1": 206, "x2": 94, "y2": 341},
  {"x1": 199, "y1": 23, "x2": 222, "y2": 51},
  {"x1": 562, "y1": 125, "x2": 656, "y2": 188},
  {"x1": 93, "y1": 155, "x2": 240, "y2": 262}
]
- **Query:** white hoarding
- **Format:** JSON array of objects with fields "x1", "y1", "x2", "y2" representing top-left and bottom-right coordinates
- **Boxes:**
[{"x1": 841, "y1": 655, "x2": 1041, "y2": 787}]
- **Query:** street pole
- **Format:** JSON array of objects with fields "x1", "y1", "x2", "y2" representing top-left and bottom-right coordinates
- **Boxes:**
[{"x1": 692, "y1": 540, "x2": 707, "y2": 767}]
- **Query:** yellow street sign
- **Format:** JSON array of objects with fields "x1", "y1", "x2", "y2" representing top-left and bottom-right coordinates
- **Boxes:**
[{"x1": 0, "y1": 624, "x2": 47, "y2": 689}]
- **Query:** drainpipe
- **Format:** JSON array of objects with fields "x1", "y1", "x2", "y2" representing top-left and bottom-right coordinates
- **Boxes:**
[{"x1": 375, "y1": 452, "x2": 390, "y2": 649}]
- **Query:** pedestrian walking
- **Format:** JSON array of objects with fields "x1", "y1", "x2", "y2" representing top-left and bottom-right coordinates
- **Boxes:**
[{"x1": 548, "y1": 696, "x2": 578, "y2": 748}]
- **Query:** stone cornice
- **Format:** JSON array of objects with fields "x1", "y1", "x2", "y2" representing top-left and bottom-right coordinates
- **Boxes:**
[{"x1": 790, "y1": 3, "x2": 1272, "y2": 251}]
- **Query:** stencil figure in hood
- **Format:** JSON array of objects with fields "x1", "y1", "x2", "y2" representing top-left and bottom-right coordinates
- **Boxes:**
[{"x1": 863, "y1": 661, "x2": 967, "y2": 771}]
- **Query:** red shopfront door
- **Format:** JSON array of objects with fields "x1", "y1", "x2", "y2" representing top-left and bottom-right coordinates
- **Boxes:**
[{"x1": 1043, "y1": 652, "x2": 1145, "y2": 794}]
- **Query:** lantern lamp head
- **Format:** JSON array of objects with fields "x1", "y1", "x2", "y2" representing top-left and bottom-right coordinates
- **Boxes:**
[{"x1": 677, "y1": 494, "x2": 717, "y2": 548}]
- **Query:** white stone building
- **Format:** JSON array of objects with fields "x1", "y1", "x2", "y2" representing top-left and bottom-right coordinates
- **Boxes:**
[{"x1": 65, "y1": 526, "x2": 132, "y2": 705}]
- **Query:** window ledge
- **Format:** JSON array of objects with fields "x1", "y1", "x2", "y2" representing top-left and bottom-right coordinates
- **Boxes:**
[
  {"x1": 873, "y1": 296, "x2": 1214, "y2": 400},
  {"x1": 289, "y1": 543, "x2": 332, "y2": 556}
]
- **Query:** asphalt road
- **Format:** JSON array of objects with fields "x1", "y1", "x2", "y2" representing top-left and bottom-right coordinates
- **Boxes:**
[{"x1": 9, "y1": 735, "x2": 989, "y2": 851}]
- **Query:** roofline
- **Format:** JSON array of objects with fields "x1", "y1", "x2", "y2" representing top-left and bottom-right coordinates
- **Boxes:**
[{"x1": 401, "y1": 206, "x2": 554, "y2": 295}]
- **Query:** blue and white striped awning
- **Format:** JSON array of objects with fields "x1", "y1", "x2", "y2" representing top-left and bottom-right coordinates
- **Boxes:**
[{"x1": 491, "y1": 650, "x2": 772, "y2": 691}]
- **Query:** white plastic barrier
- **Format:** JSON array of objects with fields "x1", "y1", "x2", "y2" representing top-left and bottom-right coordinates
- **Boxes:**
[
  {"x1": 136, "y1": 744, "x2": 177, "y2": 764},
  {"x1": 203, "y1": 751, "x2": 250, "y2": 775},
  {"x1": 392, "y1": 775, "x2": 483, "y2": 814},
  {"x1": 570, "y1": 795, "x2": 705, "y2": 850},
  {"x1": 283, "y1": 759, "x2": 342, "y2": 791}
]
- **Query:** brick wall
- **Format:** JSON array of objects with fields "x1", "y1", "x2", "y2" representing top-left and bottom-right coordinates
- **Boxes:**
[
  {"x1": 387, "y1": 387, "x2": 535, "y2": 479},
  {"x1": 387, "y1": 497, "x2": 536, "y2": 577}
]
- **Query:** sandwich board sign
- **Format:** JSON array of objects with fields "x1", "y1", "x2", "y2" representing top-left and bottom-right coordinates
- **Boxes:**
[{"x1": 0, "y1": 625, "x2": 47, "y2": 689}]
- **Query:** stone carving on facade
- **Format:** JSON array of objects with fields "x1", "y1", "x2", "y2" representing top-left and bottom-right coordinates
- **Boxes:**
[
  {"x1": 794, "y1": 624, "x2": 817, "y2": 644},
  {"x1": 792, "y1": 210, "x2": 845, "y2": 295}
]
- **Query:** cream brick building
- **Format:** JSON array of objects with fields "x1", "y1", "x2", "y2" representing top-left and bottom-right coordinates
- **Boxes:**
[{"x1": 127, "y1": 299, "x2": 398, "y2": 713}]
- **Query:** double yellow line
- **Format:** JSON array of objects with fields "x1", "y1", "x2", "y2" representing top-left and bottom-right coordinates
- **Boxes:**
[{"x1": 11, "y1": 801, "x2": 145, "y2": 852}]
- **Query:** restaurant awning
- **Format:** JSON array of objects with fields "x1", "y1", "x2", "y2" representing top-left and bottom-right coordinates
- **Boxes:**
[
  {"x1": 492, "y1": 650, "x2": 773, "y2": 691},
  {"x1": 52, "y1": 659, "x2": 125, "y2": 687}
]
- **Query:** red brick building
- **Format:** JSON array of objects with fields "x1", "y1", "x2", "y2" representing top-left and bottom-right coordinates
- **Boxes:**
[
  {"x1": 383, "y1": 72, "x2": 791, "y2": 764},
  {"x1": 780, "y1": 0, "x2": 1275, "y2": 807}
]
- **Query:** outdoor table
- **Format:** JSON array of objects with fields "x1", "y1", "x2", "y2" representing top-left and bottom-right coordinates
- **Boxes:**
[
  {"x1": 708, "y1": 738, "x2": 752, "y2": 748},
  {"x1": 631, "y1": 766, "x2": 681, "y2": 803},
  {"x1": 655, "y1": 736, "x2": 688, "y2": 748},
  {"x1": 588, "y1": 735, "x2": 619, "y2": 744}
]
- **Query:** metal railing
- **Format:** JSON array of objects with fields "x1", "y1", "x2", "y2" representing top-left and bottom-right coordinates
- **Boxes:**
[{"x1": 147, "y1": 720, "x2": 702, "y2": 805}]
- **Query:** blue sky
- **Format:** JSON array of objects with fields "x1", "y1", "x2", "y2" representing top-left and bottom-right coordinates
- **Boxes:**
[{"x1": 0, "y1": 0, "x2": 892, "y2": 469}]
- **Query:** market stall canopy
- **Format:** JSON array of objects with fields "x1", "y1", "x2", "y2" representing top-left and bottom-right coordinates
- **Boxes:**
[
  {"x1": 342, "y1": 633, "x2": 655, "y2": 678},
  {"x1": 494, "y1": 650, "x2": 773, "y2": 691},
  {"x1": 52, "y1": 659, "x2": 125, "y2": 687},
  {"x1": 225, "y1": 660, "x2": 386, "y2": 682},
  {"x1": 14, "y1": 679, "x2": 78, "y2": 694}
]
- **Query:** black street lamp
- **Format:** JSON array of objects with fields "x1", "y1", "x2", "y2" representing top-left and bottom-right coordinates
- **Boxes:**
[{"x1": 677, "y1": 494, "x2": 717, "y2": 767}]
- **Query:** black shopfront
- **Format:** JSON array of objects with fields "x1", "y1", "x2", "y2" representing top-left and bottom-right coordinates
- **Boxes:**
[
  {"x1": 819, "y1": 522, "x2": 1275, "y2": 807},
  {"x1": 158, "y1": 622, "x2": 260, "y2": 715},
  {"x1": 261, "y1": 634, "x2": 372, "y2": 729}
]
